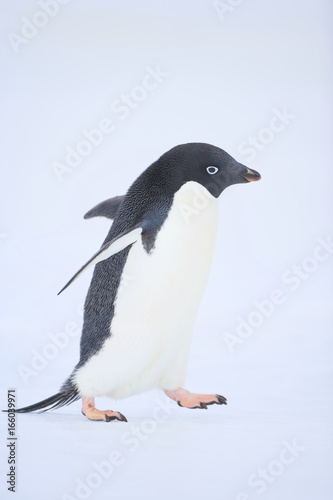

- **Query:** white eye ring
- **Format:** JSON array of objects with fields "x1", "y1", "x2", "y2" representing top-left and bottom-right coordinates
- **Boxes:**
[{"x1": 206, "y1": 166, "x2": 219, "y2": 175}]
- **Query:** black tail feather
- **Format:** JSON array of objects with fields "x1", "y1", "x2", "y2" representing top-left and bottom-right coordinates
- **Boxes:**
[{"x1": 5, "y1": 378, "x2": 80, "y2": 414}]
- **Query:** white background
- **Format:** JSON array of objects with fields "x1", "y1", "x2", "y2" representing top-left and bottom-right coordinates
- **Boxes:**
[{"x1": 1, "y1": 1, "x2": 332, "y2": 499}]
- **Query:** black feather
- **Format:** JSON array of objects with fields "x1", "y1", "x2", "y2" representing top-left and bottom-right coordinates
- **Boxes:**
[
  {"x1": 7, "y1": 378, "x2": 80, "y2": 414},
  {"x1": 84, "y1": 195, "x2": 125, "y2": 220}
]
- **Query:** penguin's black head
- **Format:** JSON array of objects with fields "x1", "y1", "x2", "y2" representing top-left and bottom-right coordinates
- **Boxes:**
[{"x1": 165, "y1": 142, "x2": 261, "y2": 197}]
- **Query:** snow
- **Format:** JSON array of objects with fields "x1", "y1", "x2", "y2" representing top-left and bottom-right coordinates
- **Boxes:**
[{"x1": 1, "y1": 1, "x2": 332, "y2": 499}]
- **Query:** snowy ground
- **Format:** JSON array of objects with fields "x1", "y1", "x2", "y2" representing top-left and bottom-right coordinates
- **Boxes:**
[
  {"x1": 1, "y1": 1, "x2": 332, "y2": 499},
  {"x1": 1, "y1": 297, "x2": 332, "y2": 500}
]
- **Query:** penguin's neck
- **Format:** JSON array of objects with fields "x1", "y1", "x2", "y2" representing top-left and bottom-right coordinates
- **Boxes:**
[{"x1": 171, "y1": 181, "x2": 218, "y2": 225}]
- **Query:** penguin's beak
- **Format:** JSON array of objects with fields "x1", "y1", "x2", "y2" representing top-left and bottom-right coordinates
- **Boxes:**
[{"x1": 239, "y1": 167, "x2": 261, "y2": 182}]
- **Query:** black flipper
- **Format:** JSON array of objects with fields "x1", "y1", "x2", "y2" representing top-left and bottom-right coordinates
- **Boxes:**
[
  {"x1": 84, "y1": 196, "x2": 125, "y2": 220},
  {"x1": 5, "y1": 378, "x2": 80, "y2": 414}
]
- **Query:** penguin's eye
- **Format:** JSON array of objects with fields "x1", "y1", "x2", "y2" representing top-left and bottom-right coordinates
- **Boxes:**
[{"x1": 206, "y1": 166, "x2": 219, "y2": 175}]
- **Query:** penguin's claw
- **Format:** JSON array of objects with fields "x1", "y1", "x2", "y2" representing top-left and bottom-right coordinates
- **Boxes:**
[
  {"x1": 165, "y1": 389, "x2": 227, "y2": 410},
  {"x1": 102, "y1": 410, "x2": 127, "y2": 422},
  {"x1": 215, "y1": 394, "x2": 228, "y2": 405},
  {"x1": 116, "y1": 412, "x2": 128, "y2": 422},
  {"x1": 104, "y1": 412, "x2": 128, "y2": 423},
  {"x1": 81, "y1": 398, "x2": 128, "y2": 422}
]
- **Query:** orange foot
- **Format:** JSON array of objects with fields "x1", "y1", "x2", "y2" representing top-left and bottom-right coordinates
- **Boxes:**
[
  {"x1": 81, "y1": 397, "x2": 127, "y2": 422},
  {"x1": 164, "y1": 388, "x2": 227, "y2": 409}
]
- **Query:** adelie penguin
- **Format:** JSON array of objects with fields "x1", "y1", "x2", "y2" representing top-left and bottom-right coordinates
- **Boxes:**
[{"x1": 15, "y1": 143, "x2": 261, "y2": 422}]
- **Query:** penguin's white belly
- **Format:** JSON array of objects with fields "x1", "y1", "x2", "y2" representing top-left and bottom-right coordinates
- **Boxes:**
[{"x1": 74, "y1": 182, "x2": 219, "y2": 399}]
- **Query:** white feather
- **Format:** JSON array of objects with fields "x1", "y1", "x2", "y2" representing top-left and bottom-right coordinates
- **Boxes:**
[
  {"x1": 59, "y1": 227, "x2": 142, "y2": 294},
  {"x1": 91, "y1": 227, "x2": 142, "y2": 266}
]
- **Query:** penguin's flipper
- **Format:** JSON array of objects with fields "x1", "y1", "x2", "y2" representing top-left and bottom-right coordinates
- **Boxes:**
[
  {"x1": 84, "y1": 196, "x2": 125, "y2": 220},
  {"x1": 58, "y1": 225, "x2": 142, "y2": 295}
]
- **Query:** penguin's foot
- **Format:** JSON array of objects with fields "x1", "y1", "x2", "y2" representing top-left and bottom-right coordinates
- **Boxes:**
[
  {"x1": 81, "y1": 397, "x2": 127, "y2": 422},
  {"x1": 163, "y1": 388, "x2": 227, "y2": 409}
]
